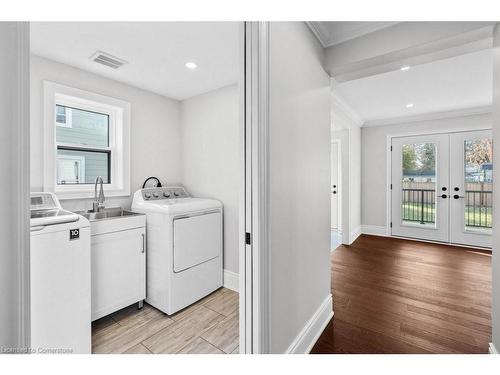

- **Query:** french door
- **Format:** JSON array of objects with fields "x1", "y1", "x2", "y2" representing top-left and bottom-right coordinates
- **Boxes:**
[{"x1": 391, "y1": 130, "x2": 492, "y2": 248}]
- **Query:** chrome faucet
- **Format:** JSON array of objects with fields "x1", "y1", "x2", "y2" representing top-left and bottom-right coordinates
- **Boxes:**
[{"x1": 92, "y1": 176, "x2": 105, "y2": 212}]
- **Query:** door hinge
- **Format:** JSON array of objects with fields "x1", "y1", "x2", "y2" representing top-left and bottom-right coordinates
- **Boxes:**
[
  {"x1": 390, "y1": 222, "x2": 393, "y2": 228},
  {"x1": 245, "y1": 232, "x2": 251, "y2": 245},
  {"x1": 390, "y1": 145, "x2": 393, "y2": 151},
  {"x1": 390, "y1": 183, "x2": 392, "y2": 190}
]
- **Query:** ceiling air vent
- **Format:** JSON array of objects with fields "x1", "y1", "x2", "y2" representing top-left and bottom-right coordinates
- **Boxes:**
[{"x1": 89, "y1": 50, "x2": 127, "y2": 69}]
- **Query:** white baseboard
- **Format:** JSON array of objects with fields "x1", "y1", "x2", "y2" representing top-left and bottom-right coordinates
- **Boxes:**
[
  {"x1": 223, "y1": 269, "x2": 239, "y2": 292},
  {"x1": 285, "y1": 294, "x2": 333, "y2": 354},
  {"x1": 361, "y1": 225, "x2": 388, "y2": 237},
  {"x1": 489, "y1": 342, "x2": 498, "y2": 354},
  {"x1": 349, "y1": 225, "x2": 362, "y2": 244}
]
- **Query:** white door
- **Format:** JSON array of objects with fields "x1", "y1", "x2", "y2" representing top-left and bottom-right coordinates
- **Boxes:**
[
  {"x1": 331, "y1": 141, "x2": 340, "y2": 230},
  {"x1": 391, "y1": 134, "x2": 450, "y2": 242},
  {"x1": 450, "y1": 130, "x2": 492, "y2": 248},
  {"x1": 391, "y1": 131, "x2": 493, "y2": 248}
]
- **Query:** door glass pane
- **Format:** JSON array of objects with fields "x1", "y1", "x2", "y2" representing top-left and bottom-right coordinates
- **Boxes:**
[
  {"x1": 55, "y1": 105, "x2": 109, "y2": 147},
  {"x1": 401, "y1": 143, "x2": 436, "y2": 226},
  {"x1": 464, "y1": 138, "x2": 493, "y2": 231}
]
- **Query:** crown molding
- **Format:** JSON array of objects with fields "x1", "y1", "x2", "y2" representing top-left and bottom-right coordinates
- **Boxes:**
[
  {"x1": 363, "y1": 105, "x2": 492, "y2": 128},
  {"x1": 307, "y1": 22, "x2": 399, "y2": 49},
  {"x1": 306, "y1": 22, "x2": 328, "y2": 48}
]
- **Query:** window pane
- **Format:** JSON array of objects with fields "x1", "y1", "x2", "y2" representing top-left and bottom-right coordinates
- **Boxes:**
[
  {"x1": 56, "y1": 105, "x2": 109, "y2": 147},
  {"x1": 57, "y1": 148, "x2": 110, "y2": 185},
  {"x1": 401, "y1": 143, "x2": 436, "y2": 226},
  {"x1": 464, "y1": 138, "x2": 493, "y2": 231},
  {"x1": 56, "y1": 105, "x2": 67, "y2": 124}
]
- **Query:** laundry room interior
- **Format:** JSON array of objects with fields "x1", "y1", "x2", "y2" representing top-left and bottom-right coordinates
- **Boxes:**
[{"x1": 29, "y1": 22, "x2": 242, "y2": 354}]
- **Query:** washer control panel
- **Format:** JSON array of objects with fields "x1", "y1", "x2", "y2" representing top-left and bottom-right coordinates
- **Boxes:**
[{"x1": 142, "y1": 186, "x2": 190, "y2": 201}]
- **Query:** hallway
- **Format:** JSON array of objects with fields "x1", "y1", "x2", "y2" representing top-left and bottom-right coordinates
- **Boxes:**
[{"x1": 312, "y1": 235, "x2": 492, "y2": 353}]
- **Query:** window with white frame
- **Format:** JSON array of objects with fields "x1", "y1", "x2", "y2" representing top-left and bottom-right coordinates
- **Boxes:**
[{"x1": 44, "y1": 82, "x2": 130, "y2": 199}]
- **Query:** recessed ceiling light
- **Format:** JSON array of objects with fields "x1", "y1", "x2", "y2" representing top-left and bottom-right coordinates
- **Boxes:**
[
  {"x1": 406, "y1": 103, "x2": 414, "y2": 108},
  {"x1": 185, "y1": 61, "x2": 198, "y2": 70},
  {"x1": 400, "y1": 65, "x2": 411, "y2": 71}
]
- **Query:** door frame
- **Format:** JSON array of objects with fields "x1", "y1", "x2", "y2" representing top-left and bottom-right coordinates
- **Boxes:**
[
  {"x1": 14, "y1": 21, "x2": 259, "y2": 354},
  {"x1": 2, "y1": 22, "x2": 31, "y2": 350},
  {"x1": 242, "y1": 21, "x2": 271, "y2": 354},
  {"x1": 386, "y1": 127, "x2": 492, "y2": 247}
]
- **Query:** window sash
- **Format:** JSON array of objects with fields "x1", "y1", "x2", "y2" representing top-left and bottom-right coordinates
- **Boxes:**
[{"x1": 56, "y1": 145, "x2": 112, "y2": 185}]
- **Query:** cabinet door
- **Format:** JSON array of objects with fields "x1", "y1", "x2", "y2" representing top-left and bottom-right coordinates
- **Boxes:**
[{"x1": 91, "y1": 227, "x2": 146, "y2": 321}]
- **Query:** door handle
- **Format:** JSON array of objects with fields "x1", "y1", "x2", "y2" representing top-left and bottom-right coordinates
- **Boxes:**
[
  {"x1": 453, "y1": 194, "x2": 465, "y2": 199},
  {"x1": 440, "y1": 194, "x2": 448, "y2": 199},
  {"x1": 141, "y1": 233, "x2": 145, "y2": 253},
  {"x1": 332, "y1": 191, "x2": 337, "y2": 194}
]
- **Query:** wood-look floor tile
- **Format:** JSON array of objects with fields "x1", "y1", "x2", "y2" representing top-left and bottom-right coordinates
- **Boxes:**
[
  {"x1": 201, "y1": 311, "x2": 239, "y2": 353},
  {"x1": 177, "y1": 337, "x2": 224, "y2": 354},
  {"x1": 112, "y1": 303, "x2": 165, "y2": 329},
  {"x1": 142, "y1": 306, "x2": 225, "y2": 354},
  {"x1": 123, "y1": 343, "x2": 152, "y2": 354},
  {"x1": 203, "y1": 290, "x2": 238, "y2": 317},
  {"x1": 92, "y1": 316, "x2": 117, "y2": 335},
  {"x1": 93, "y1": 315, "x2": 175, "y2": 354}
]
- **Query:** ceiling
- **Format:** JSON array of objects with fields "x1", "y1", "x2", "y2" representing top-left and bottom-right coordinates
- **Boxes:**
[
  {"x1": 30, "y1": 22, "x2": 240, "y2": 101},
  {"x1": 308, "y1": 22, "x2": 398, "y2": 47},
  {"x1": 335, "y1": 48, "x2": 493, "y2": 125}
]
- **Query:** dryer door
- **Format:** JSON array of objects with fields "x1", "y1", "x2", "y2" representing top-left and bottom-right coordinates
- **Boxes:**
[{"x1": 173, "y1": 211, "x2": 222, "y2": 272}]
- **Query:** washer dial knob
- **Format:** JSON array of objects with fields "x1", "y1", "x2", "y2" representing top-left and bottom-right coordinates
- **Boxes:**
[
  {"x1": 144, "y1": 192, "x2": 151, "y2": 199},
  {"x1": 163, "y1": 191, "x2": 171, "y2": 198},
  {"x1": 153, "y1": 192, "x2": 159, "y2": 198}
]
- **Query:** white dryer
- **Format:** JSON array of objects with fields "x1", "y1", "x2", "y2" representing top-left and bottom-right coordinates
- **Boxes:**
[{"x1": 131, "y1": 186, "x2": 223, "y2": 315}]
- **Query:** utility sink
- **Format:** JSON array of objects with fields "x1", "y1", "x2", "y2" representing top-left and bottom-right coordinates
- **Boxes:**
[
  {"x1": 75, "y1": 207, "x2": 145, "y2": 236},
  {"x1": 76, "y1": 207, "x2": 141, "y2": 221}
]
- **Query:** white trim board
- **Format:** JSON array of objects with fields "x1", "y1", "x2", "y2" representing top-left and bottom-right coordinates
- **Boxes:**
[
  {"x1": 285, "y1": 294, "x2": 333, "y2": 354},
  {"x1": 489, "y1": 342, "x2": 498, "y2": 354},
  {"x1": 364, "y1": 106, "x2": 492, "y2": 128},
  {"x1": 362, "y1": 225, "x2": 388, "y2": 237},
  {"x1": 223, "y1": 269, "x2": 239, "y2": 292},
  {"x1": 349, "y1": 225, "x2": 362, "y2": 245}
]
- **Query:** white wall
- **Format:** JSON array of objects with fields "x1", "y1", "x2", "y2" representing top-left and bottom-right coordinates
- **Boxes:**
[
  {"x1": 268, "y1": 22, "x2": 331, "y2": 353},
  {"x1": 491, "y1": 24, "x2": 500, "y2": 354},
  {"x1": 180, "y1": 84, "x2": 240, "y2": 274},
  {"x1": 0, "y1": 22, "x2": 30, "y2": 350},
  {"x1": 30, "y1": 55, "x2": 182, "y2": 211},
  {"x1": 361, "y1": 113, "x2": 492, "y2": 229}
]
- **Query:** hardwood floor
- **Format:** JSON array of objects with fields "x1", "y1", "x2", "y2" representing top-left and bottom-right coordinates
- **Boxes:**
[
  {"x1": 92, "y1": 288, "x2": 239, "y2": 354},
  {"x1": 311, "y1": 235, "x2": 492, "y2": 354}
]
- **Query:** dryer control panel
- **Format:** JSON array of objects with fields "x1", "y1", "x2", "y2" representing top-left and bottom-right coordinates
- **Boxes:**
[{"x1": 141, "y1": 186, "x2": 190, "y2": 201}]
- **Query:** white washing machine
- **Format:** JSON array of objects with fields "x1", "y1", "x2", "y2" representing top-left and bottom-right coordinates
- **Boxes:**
[
  {"x1": 131, "y1": 186, "x2": 223, "y2": 315},
  {"x1": 30, "y1": 192, "x2": 91, "y2": 354}
]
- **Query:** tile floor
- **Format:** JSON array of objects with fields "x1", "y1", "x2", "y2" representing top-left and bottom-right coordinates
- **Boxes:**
[{"x1": 92, "y1": 288, "x2": 239, "y2": 354}]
